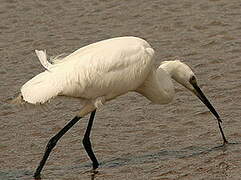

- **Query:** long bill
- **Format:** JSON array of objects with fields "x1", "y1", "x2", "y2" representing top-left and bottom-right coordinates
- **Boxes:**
[{"x1": 192, "y1": 83, "x2": 228, "y2": 144}]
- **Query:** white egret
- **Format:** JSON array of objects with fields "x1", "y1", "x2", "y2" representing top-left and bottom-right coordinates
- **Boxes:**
[{"x1": 15, "y1": 36, "x2": 228, "y2": 179}]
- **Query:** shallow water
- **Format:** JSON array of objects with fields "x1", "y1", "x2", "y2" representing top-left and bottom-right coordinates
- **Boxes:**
[{"x1": 1, "y1": 0, "x2": 241, "y2": 179}]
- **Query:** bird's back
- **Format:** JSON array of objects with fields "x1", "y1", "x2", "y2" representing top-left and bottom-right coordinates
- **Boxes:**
[
  {"x1": 61, "y1": 37, "x2": 155, "y2": 99},
  {"x1": 21, "y1": 37, "x2": 155, "y2": 104}
]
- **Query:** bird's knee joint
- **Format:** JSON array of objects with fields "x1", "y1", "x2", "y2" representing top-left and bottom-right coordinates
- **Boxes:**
[
  {"x1": 93, "y1": 97, "x2": 105, "y2": 109},
  {"x1": 82, "y1": 137, "x2": 91, "y2": 147}
]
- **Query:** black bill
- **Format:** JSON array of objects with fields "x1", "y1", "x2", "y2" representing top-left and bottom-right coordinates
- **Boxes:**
[{"x1": 192, "y1": 83, "x2": 228, "y2": 144}]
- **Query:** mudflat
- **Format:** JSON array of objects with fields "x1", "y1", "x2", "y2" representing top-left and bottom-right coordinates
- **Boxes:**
[{"x1": 1, "y1": 0, "x2": 241, "y2": 179}]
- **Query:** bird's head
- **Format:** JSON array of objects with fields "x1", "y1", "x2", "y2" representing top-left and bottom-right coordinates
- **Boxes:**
[{"x1": 159, "y1": 60, "x2": 221, "y2": 122}]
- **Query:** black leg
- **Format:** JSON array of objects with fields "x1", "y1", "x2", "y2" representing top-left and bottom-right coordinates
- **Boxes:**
[
  {"x1": 82, "y1": 110, "x2": 99, "y2": 169},
  {"x1": 34, "y1": 116, "x2": 81, "y2": 179}
]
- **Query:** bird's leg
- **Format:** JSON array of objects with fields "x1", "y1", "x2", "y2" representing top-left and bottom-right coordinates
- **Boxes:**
[
  {"x1": 33, "y1": 116, "x2": 81, "y2": 179},
  {"x1": 82, "y1": 110, "x2": 99, "y2": 170}
]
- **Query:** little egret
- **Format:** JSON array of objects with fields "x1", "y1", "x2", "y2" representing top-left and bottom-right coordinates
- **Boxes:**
[{"x1": 15, "y1": 36, "x2": 228, "y2": 178}]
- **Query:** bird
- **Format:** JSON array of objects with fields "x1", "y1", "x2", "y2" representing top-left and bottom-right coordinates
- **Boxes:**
[{"x1": 15, "y1": 36, "x2": 228, "y2": 179}]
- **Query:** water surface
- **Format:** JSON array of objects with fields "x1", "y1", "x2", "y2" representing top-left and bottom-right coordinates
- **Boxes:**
[{"x1": 1, "y1": 0, "x2": 241, "y2": 179}]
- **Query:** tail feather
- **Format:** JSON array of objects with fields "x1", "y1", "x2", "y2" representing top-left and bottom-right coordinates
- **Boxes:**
[
  {"x1": 21, "y1": 71, "x2": 62, "y2": 104},
  {"x1": 35, "y1": 50, "x2": 53, "y2": 70},
  {"x1": 50, "y1": 53, "x2": 68, "y2": 64}
]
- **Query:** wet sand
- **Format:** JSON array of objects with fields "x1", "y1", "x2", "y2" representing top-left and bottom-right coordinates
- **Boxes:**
[{"x1": 1, "y1": 0, "x2": 241, "y2": 179}]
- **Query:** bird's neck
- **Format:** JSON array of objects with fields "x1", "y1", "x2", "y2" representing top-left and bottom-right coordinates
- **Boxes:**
[{"x1": 136, "y1": 68, "x2": 175, "y2": 104}]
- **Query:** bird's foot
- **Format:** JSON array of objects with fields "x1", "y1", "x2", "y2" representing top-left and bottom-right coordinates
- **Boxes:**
[
  {"x1": 223, "y1": 139, "x2": 229, "y2": 146},
  {"x1": 33, "y1": 173, "x2": 41, "y2": 180}
]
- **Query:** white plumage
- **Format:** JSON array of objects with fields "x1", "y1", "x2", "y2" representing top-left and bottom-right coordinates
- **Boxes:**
[
  {"x1": 18, "y1": 36, "x2": 228, "y2": 178},
  {"x1": 20, "y1": 36, "x2": 217, "y2": 117},
  {"x1": 21, "y1": 37, "x2": 156, "y2": 107}
]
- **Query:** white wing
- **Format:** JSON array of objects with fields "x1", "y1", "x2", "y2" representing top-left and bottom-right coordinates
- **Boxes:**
[
  {"x1": 21, "y1": 37, "x2": 155, "y2": 104},
  {"x1": 59, "y1": 36, "x2": 155, "y2": 100}
]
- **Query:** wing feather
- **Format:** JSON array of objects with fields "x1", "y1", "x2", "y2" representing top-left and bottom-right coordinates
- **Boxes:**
[
  {"x1": 20, "y1": 37, "x2": 155, "y2": 104},
  {"x1": 59, "y1": 37, "x2": 155, "y2": 99},
  {"x1": 35, "y1": 50, "x2": 53, "y2": 70}
]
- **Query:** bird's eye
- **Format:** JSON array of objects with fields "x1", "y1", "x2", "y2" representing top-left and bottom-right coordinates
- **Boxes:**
[{"x1": 189, "y1": 75, "x2": 196, "y2": 84}]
